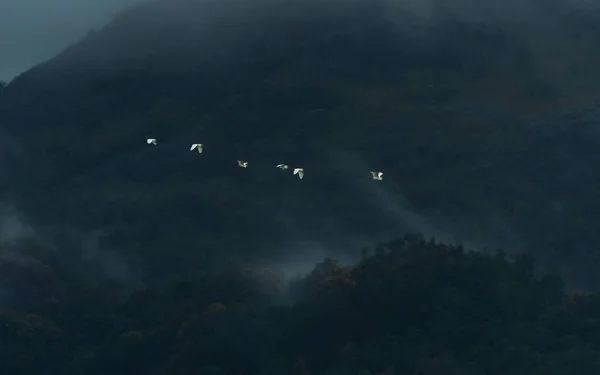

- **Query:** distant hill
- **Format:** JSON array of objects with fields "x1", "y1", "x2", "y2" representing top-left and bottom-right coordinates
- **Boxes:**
[{"x1": 1, "y1": 0, "x2": 600, "y2": 286}]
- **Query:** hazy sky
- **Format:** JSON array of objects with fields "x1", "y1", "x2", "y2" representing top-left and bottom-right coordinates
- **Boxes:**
[
  {"x1": 2, "y1": 0, "x2": 599, "y2": 83},
  {"x1": 0, "y1": 0, "x2": 146, "y2": 82}
]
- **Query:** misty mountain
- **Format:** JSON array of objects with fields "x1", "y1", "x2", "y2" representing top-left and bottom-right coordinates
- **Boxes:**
[{"x1": 1, "y1": 0, "x2": 600, "y2": 286}]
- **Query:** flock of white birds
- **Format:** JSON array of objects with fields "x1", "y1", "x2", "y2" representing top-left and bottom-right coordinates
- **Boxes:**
[{"x1": 146, "y1": 138, "x2": 384, "y2": 181}]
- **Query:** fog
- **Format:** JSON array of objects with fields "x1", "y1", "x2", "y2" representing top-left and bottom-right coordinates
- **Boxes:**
[
  {"x1": 0, "y1": 0, "x2": 146, "y2": 82},
  {"x1": 3, "y1": 0, "x2": 600, "y2": 83},
  {"x1": 2, "y1": 0, "x2": 600, "y2": 292}
]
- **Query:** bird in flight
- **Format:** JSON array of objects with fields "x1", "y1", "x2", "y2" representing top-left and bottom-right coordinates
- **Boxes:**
[
  {"x1": 276, "y1": 164, "x2": 289, "y2": 170},
  {"x1": 190, "y1": 143, "x2": 203, "y2": 153},
  {"x1": 293, "y1": 168, "x2": 304, "y2": 179},
  {"x1": 370, "y1": 171, "x2": 383, "y2": 180},
  {"x1": 237, "y1": 160, "x2": 249, "y2": 168},
  {"x1": 146, "y1": 138, "x2": 157, "y2": 145}
]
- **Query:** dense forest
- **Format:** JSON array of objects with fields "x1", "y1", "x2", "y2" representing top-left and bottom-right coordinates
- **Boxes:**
[{"x1": 1, "y1": 233, "x2": 600, "y2": 374}]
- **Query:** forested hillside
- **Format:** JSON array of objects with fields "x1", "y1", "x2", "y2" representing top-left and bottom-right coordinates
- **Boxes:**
[
  {"x1": 1, "y1": 0, "x2": 600, "y2": 286},
  {"x1": 2, "y1": 3, "x2": 600, "y2": 372},
  {"x1": 2, "y1": 234, "x2": 600, "y2": 374}
]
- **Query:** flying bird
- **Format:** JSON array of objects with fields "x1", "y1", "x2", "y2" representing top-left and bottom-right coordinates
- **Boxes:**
[
  {"x1": 293, "y1": 168, "x2": 304, "y2": 179},
  {"x1": 146, "y1": 138, "x2": 157, "y2": 145},
  {"x1": 190, "y1": 143, "x2": 203, "y2": 153},
  {"x1": 370, "y1": 171, "x2": 383, "y2": 180},
  {"x1": 237, "y1": 160, "x2": 249, "y2": 168},
  {"x1": 276, "y1": 164, "x2": 289, "y2": 170}
]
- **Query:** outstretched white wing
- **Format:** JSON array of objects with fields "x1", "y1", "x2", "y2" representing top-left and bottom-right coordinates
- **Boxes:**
[
  {"x1": 190, "y1": 143, "x2": 203, "y2": 153},
  {"x1": 293, "y1": 168, "x2": 304, "y2": 179},
  {"x1": 147, "y1": 138, "x2": 157, "y2": 145},
  {"x1": 370, "y1": 171, "x2": 383, "y2": 180}
]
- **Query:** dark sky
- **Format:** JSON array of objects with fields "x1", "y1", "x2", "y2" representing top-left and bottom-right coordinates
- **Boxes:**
[{"x1": 0, "y1": 0, "x2": 146, "y2": 82}]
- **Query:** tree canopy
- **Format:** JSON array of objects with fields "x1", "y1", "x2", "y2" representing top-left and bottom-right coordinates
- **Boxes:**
[{"x1": 1, "y1": 234, "x2": 600, "y2": 374}]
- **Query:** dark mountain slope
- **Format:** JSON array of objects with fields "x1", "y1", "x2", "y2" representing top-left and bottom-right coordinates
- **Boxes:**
[{"x1": 1, "y1": 0, "x2": 600, "y2": 285}]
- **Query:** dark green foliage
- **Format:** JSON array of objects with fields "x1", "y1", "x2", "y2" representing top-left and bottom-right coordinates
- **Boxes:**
[{"x1": 2, "y1": 236, "x2": 600, "y2": 374}]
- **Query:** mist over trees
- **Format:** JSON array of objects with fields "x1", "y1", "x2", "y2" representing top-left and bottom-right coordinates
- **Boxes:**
[
  {"x1": 0, "y1": 0, "x2": 599, "y2": 286},
  {"x1": 2, "y1": 0, "x2": 600, "y2": 372},
  {"x1": 2, "y1": 234, "x2": 600, "y2": 374}
]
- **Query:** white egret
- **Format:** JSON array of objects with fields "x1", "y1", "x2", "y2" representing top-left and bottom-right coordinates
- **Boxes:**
[
  {"x1": 190, "y1": 143, "x2": 203, "y2": 153},
  {"x1": 370, "y1": 171, "x2": 383, "y2": 180},
  {"x1": 146, "y1": 138, "x2": 157, "y2": 145},
  {"x1": 276, "y1": 164, "x2": 289, "y2": 170},
  {"x1": 293, "y1": 168, "x2": 304, "y2": 179},
  {"x1": 237, "y1": 160, "x2": 249, "y2": 168}
]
